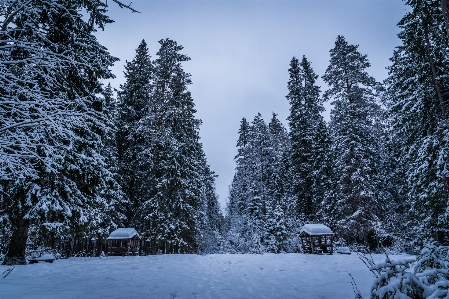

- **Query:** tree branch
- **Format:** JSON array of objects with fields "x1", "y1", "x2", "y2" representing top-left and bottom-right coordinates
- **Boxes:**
[
  {"x1": 441, "y1": 0, "x2": 449, "y2": 40},
  {"x1": 110, "y1": 0, "x2": 141, "y2": 13}
]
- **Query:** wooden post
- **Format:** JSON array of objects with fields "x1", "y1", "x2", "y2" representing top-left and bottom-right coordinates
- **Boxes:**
[{"x1": 331, "y1": 235, "x2": 334, "y2": 254}]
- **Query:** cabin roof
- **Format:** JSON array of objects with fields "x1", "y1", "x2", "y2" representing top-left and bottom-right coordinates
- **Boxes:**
[
  {"x1": 107, "y1": 228, "x2": 140, "y2": 240},
  {"x1": 300, "y1": 224, "x2": 334, "y2": 236}
]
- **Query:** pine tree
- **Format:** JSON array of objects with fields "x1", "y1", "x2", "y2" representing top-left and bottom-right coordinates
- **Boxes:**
[
  {"x1": 287, "y1": 56, "x2": 329, "y2": 222},
  {"x1": 322, "y1": 35, "x2": 385, "y2": 248},
  {"x1": 384, "y1": 0, "x2": 449, "y2": 243},
  {"x1": 116, "y1": 39, "x2": 153, "y2": 232},
  {"x1": 0, "y1": 0, "x2": 120, "y2": 265}
]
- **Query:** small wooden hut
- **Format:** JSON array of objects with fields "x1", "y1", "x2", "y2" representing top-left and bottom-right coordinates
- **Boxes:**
[
  {"x1": 106, "y1": 228, "x2": 140, "y2": 256},
  {"x1": 300, "y1": 224, "x2": 334, "y2": 254}
]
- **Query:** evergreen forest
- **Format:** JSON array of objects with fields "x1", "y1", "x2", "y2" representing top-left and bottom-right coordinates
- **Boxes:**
[{"x1": 1, "y1": 0, "x2": 449, "y2": 279}]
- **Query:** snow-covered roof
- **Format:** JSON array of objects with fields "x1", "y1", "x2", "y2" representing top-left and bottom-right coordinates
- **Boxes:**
[
  {"x1": 107, "y1": 228, "x2": 139, "y2": 240},
  {"x1": 300, "y1": 224, "x2": 334, "y2": 236}
]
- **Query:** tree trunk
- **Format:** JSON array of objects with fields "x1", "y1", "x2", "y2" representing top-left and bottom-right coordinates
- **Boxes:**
[{"x1": 2, "y1": 216, "x2": 29, "y2": 265}]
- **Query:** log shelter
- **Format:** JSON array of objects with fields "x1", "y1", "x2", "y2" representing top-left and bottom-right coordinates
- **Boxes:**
[
  {"x1": 299, "y1": 224, "x2": 334, "y2": 254},
  {"x1": 106, "y1": 228, "x2": 140, "y2": 256}
]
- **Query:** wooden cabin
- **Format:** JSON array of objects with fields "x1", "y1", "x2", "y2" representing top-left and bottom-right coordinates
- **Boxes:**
[
  {"x1": 106, "y1": 228, "x2": 140, "y2": 256},
  {"x1": 300, "y1": 224, "x2": 334, "y2": 254}
]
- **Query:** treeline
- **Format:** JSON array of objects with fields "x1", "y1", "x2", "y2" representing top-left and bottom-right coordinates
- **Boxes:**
[{"x1": 224, "y1": 0, "x2": 449, "y2": 254}]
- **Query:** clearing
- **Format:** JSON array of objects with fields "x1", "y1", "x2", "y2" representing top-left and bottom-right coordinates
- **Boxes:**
[{"x1": 0, "y1": 253, "x2": 413, "y2": 299}]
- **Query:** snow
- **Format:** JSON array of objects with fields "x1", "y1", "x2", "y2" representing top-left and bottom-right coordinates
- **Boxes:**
[
  {"x1": 0, "y1": 253, "x2": 414, "y2": 299},
  {"x1": 42, "y1": 223, "x2": 63, "y2": 229},
  {"x1": 29, "y1": 253, "x2": 56, "y2": 263},
  {"x1": 336, "y1": 247, "x2": 352, "y2": 254},
  {"x1": 106, "y1": 228, "x2": 139, "y2": 240},
  {"x1": 300, "y1": 223, "x2": 334, "y2": 235}
]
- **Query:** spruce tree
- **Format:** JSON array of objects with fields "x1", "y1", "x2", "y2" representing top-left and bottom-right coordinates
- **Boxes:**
[
  {"x1": 197, "y1": 160, "x2": 223, "y2": 253},
  {"x1": 385, "y1": 0, "x2": 449, "y2": 243},
  {"x1": 287, "y1": 56, "x2": 329, "y2": 222},
  {"x1": 0, "y1": 0, "x2": 120, "y2": 265},
  {"x1": 377, "y1": 114, "x2": 409, "y2": 248},
  {"x1": 248, "y1": 113, "x2": 271, "y2": 219},
  {"x1": 98, "y1": 84, "x2": 126, "y2": 240},
  {"x1": 232, "y1": 117, "x2": 252, "y2": 218},
  {"x1": 226, "y1": 113, "x2": 291, "y2": 253},
  {"x1": 115, "y1": 39, "x2": 221, "y2": 254},
  {"x1": 322, "y1": 36, "x2": 385, "y2": 248},
  {"x1": 226, "y1": 118, "x2": 252, "y2": 253},
  {"x1": 228, "y1": 114, "x2": 271, "y2": 253},
  {"x1": 264, "y1": 113, "x2": 290, "y2": 253},
  {"x1": 116, "y1": 39, "x2": 153, "y2": 232},
  {"x1": 144, "y1": 39, "x2": 205, "y2": 254},
  {"x1": 267, "y1": 113, "x2": 291, "y2": 208}
]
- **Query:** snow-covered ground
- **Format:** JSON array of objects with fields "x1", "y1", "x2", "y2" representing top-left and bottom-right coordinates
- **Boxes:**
[{"x1": 1, "y1": 253, "x2": 414, "y2": 299}]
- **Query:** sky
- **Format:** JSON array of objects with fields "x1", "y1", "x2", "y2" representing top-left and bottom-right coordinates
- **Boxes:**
[{"x1": 95, "y1": 0, "x2": 408, "y2": 210}]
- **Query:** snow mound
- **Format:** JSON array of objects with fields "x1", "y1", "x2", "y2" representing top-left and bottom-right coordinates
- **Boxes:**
[
  {"x1": 300, "y1": 224, "x2": 334, "y2": 235},
  {"x1": 107, "y1": 228, "x2": 139, "y2": 240}
]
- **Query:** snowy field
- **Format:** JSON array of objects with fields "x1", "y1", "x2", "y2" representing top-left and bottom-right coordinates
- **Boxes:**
[{"x1": 1, "y1": 253, "x2": 414, "y2": 299}]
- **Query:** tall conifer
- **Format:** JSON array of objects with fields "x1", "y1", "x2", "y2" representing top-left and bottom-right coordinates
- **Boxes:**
[
  {"x1": 0, "y1": 0, "x2": 120, "y2": 265},
  {"x1": 116, "y1": 40, "x2": 153, "y2": 231},
  {"x1": 287, "y1": 56, "x2": 329, "y2": 222},
  {"x1": 322, "y1": 36, "x2": 385, "y2": 248},
  {"x1": 226, "y1": 113, "x2": 291, "y2": 253},
  {"x1": 385, "y1": 0, "x2": 449, "y2": 242},
  {"x1": 145, "y1": 39, "x2": 205, "y2": 254}
]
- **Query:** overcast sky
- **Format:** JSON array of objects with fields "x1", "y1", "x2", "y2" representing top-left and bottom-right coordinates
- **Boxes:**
[{"x1": 95, "y1": 0, "x2": 408, "y2": 210}]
